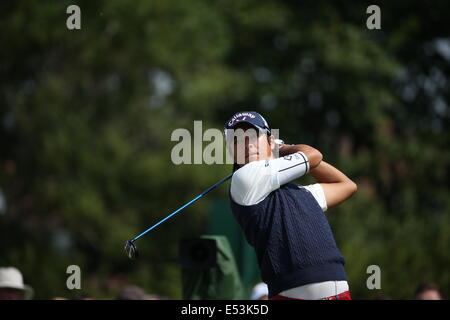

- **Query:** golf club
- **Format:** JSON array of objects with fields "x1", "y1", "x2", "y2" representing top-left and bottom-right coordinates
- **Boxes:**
[{"x1": 124, "y1": 173, "x2": 233, "y2": 259}]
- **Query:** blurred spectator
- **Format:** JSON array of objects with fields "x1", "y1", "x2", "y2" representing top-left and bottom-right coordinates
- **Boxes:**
[
  {"x1": 0, "y1": 267, "x2": 34, "y2": 300},
  {"x1": 250, "y1": 282, "x2": 268, "y2": 300},
  {"x1": 415, "y1": 283, "x2": 444, "y2": 300},
  {"x1": 146, "y1": 294, "x2": 162, "y2": 300},
  {"x1": 372, "y1": 294, "x2": 392, "y2": 300},
  {"x1": 117, "y1": 285, "x2": 149, "y2": 300},
  {"x1": 74, "y1": 293, "x2": 95, "y2": 300}
]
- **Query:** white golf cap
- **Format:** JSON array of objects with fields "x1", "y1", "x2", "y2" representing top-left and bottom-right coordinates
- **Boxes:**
[
  {"x1": 0, "y1": 267, "x2": 33, "y2": 299},
  {"x1": 250, "y1": 282, "x2": 268, "y2": 300}
]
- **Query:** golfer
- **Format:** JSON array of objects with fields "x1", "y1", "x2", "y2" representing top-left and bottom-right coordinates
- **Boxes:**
[{"x1": 224, "y1": 111, "x2": 357, "y2": 300}]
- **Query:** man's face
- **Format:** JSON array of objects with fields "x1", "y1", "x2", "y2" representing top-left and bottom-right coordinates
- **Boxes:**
[
  {"x1": 416, "y1": 290, "x2": 442, "y2": 300},
  {"x1": 230, "y1": 123, "x2": 274, "y2": 166}
]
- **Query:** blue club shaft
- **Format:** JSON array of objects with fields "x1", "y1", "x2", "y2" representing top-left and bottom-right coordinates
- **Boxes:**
[{"x1": 131, "y1": 173, "x2": 233, "y2": 242}]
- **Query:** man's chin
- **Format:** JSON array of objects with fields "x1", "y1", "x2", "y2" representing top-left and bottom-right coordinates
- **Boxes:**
[
  {"x1": 235, "y1": 155, "x2": 259, "y2": 165},
  {"x1": 247, "y1": 155, "x2": 259, "y2": 163}
]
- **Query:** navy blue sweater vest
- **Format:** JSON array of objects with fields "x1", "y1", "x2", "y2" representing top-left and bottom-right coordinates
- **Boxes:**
[{"x1": 229, "y1": 182, "x2": 347, "y2": 297}]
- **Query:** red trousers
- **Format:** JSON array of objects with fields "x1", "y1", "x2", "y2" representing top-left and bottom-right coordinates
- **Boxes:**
[{"x1": 271, "y1": 290, "x2": 352, "y2": 300}]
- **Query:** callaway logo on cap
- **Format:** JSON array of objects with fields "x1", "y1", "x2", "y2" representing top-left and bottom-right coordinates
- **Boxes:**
[{"x1": 224, "y1": 111, "x2": 271, "y2": 135}]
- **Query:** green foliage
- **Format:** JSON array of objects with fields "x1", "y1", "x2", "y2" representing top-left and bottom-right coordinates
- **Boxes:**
[{"x1": 1, "y1": 0, "x2": 449, "y2": 299}]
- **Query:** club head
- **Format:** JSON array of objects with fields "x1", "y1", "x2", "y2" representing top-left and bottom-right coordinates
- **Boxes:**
[{"x1": 124, "y1": 240, "x2": 138, "y2": 259}]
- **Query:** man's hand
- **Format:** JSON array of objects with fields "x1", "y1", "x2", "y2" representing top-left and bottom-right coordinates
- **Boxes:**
[{"x1": 279, "y1": 144, "x2": 323, "y2": 170}]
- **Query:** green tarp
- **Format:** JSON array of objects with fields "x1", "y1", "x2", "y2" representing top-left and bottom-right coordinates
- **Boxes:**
[{"x1": 181, "y1": 235, "x2": 246, "y2": 300}]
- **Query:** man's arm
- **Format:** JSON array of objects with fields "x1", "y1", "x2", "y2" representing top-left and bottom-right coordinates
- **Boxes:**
[
  {"x1": 278, "y1": 144, "x2": 356, "y2": 209},
  {"x1": 231, "y1": 144, "x2": 321, "y2": 206},
  {"x1": 278, "y1": 144, "x2": 322, "y2": 170},
  {"x1": 309, "y1": 161, "x2": 357, "y2": 209}
]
